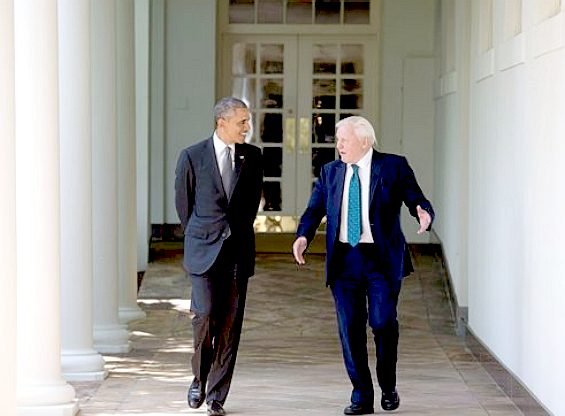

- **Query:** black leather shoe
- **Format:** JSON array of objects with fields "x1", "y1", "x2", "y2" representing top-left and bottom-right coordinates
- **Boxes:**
[
  {"x1": 381, "y1": 390, "x2": 400, "y2": 411},
  {"x1": 344, "y1": 403, "x2": 374, "y2": 415},
  {"x1": 187, "y1": 378, "x2": 205, "y2": 409},
  {"x1": 207, "y1": 400, "x2": 226, "y2": 416}
]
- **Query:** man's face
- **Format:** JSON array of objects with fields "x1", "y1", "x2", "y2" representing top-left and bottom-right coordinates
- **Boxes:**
[
  {"x1": 336, "y1": 123, "x2": 369, "y2": 164},
  {"x1": 217, "y1": 108, "x2": 251, "y2": 145}
]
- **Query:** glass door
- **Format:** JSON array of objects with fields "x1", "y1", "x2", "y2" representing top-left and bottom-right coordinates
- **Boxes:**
[
  {"x1": 223, "y1": 35, "x2": 376, "y2": 225},
  {"x1": 224, "y1": 36, "x2": 299, "y2": 218},
  {"x1": 296, "y1": 37, "x2": 375, "y2": 212}
]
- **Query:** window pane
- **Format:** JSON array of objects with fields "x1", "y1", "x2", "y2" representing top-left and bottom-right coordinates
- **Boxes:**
[
  {"x1": 312, "y1": 113, "x2": 336, "y2": 143},
  {"x1": 340, "y1": 79, "x2": 362, "y2": 109},
  {"x1": 260, "y1": 79, "x2": 283, "y2": 108},
  {"x1": 262, "y1": 182, "x2": 282, "y2": 211},
  {"x1": 260, "y1": 44, "x2": 284, "y2": 74},
  {"x1": 258, "y1": 0, "x2": 283, "y2": 23},
  {"x1": 312, "y1": 148, "x2": 337, "y2": 178},
  {"x1": 232, "y1": 43, "x2": 256, "y2": 75},
  {"x1": 315, "y1": 0, "x2": 341, "y2": 24},
  {"x1": 260, "y1": 113, "x2": 283, "y2": 143},
  {"x1": 232, "y1": 78, "x2": 256, "y2": 108},
  {"x1": 341, "y1": 44, "x2": 363, "y2": 74},
  {"x1": 262, "y1": 148, "x2": 283, "y2": 177},
  {"x1": 287, "y1": 0, "x2": 313, "y2": 23},
  {"x1": 313, "y1": 44, "x2": 337, "y2": 74},
  {"x1": 230, "y1": 0, "x2": 255, "y2": 23},
  {"x1": 344, "y1": 0, "x2": 370, "y2": 24},
  {"x1": 313, "y1": 79, "x2": 336, "y2": 109}
]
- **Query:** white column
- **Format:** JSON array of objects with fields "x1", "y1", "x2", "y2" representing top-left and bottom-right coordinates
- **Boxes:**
[
  {"x1": 59, "y1": 0, "x2": 107, "y2": 381},
  {"x1": 0, "y1": 1, "x2": 17, "y2": 414},
  {"x1": 14, "y1": 1, "x2": 78, "y2": 414},
  {"x1": 117, "y1": 0, "x2": 146, "y2": 324},
  {"x1": 135, "y1": 0, "x2": 151, "y2": 274},
  {"x1": 91, "y1": 0, "x2": 131, "y2": 353}
]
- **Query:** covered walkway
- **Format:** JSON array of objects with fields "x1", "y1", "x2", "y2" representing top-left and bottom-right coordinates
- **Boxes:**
[{"x1": 71, "y1": 247, "x2": 547, "y2": 415}]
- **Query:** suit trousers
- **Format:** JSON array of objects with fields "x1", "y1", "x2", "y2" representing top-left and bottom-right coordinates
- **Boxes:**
[
  {"x1": 189, "y1": 239, "x2": 248, "y2": 404},
  {"x1": 331, "y1": 242, "x2": 401, "y2": 406}
]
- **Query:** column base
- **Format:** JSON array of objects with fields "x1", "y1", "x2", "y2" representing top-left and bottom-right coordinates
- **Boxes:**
[
  {"x1": 17, "y1": 402, "x2": 78, "y2": 416},
  {"x1": 17, "y1": 382, "x2": 78, "y2": 416},
  {"x1": 93, "y1": 324, "x2": 131, "y2": 354},
  {"x1": 119, "y1": 305, "x2": 146, "y2": 324},
  {"x1": 61, "y1": 349, "x2": 108, "y2": 381}
]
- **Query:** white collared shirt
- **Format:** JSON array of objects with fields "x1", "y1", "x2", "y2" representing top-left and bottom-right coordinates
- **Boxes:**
[
  {"x1": 339, "y1": 149, "x2": 374, "y2": 244},
  {"x1": 213, "y1": 132, "x2": 235, "y2": 175}
]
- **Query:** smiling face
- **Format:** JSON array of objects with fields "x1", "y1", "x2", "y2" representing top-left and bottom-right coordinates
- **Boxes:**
[
  {"x1": 336, "y1": 123, "x2": 369, "y2": 164},
  {"x1": 216, "y1": 108, "x2": 251, "y2": 145}
]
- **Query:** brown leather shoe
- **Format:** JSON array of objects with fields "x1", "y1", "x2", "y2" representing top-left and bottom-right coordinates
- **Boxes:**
[{"x1": 187, "y1": 378, "x2": 205, "y2": 409}]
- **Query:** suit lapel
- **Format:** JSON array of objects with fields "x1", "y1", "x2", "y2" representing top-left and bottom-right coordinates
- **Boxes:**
[
  {"x1": 206, "y1": 137, "x2": 228, "y2": 199},
  {"x1": 228, "y1": 144, "x2": 245, "y2": 199},
  {"x1": 330, "y1": 162, "x2": 346, "y2": 223},
  {"x1": 369, "y1": 150, "x2": 383, "y2": 204}
]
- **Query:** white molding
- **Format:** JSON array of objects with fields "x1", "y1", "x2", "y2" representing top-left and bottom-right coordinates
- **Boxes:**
[
  {"x1": 498, "y1": 32, "x2": 525, "y2": 71},
  {"x1": 532, "y1": 11, "x2": 564, "y2": 58},
  {"x1": 442, "y1": 70, "x2": 458, "y2": 95},
  {"x1": 476, "y1": 48, "x2": 495, "y2": 81}
]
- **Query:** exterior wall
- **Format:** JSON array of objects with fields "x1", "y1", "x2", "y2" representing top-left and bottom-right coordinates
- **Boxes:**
[
  {"x1": 435, "y1": 0, "x2": 565, "y2": 414},
  {"x1": 150, "y1": 0, "x2": 216, "y2": 225},
  {"x1": 433, "y1": 0, "x2": 471, "y2": 313}
]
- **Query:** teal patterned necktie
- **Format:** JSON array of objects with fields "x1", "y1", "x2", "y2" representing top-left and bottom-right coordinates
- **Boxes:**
[{"x1": 348, "y1": 164, "x2": 361, "y2": 247}]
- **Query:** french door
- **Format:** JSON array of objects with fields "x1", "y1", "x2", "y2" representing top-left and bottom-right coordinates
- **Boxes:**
[{"x1": 222, "y1": 35, "x2": 376, "y2": 220}]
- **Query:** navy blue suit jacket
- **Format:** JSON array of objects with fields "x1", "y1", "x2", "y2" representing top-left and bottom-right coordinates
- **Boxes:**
[
  {"x1": 175, "y1": 137, "x2": 263, "y2": 277},
  {"x1": 296, "y1": 150, "x2": 434, "y2": 285}
]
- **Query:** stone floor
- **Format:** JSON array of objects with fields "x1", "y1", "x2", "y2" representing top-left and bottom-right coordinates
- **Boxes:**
[{"x1": 71, "y1": 245, "x2": 549, "y2": 416}]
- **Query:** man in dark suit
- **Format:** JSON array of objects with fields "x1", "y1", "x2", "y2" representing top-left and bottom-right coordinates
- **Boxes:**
[
  {"x1": 292, "y1": 116, "x2": 434, "y2": 415},
  {"x1": 175, "y1": 97, "x2": 263, "y2": 416}
]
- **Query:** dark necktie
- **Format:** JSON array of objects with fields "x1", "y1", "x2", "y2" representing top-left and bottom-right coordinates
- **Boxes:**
[
  {"x1": 222, "y1": 146, "x2": 233, "y2": 194},
  {"x1": 348, "y1": 164, "x2": 361, "y2": 247}
]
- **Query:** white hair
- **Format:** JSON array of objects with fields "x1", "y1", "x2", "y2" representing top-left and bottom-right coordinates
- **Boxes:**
[{"x1": 335, "y1": 116, "x2": 378, "y2": 148}]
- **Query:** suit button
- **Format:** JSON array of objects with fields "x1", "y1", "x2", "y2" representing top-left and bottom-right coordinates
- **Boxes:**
[{"x1": 222, "y1": 232, "x2": 227, "y2": 238}]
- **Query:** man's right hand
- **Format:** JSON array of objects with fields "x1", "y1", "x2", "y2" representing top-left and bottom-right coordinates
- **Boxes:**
[{"x1": 292, "y1": 236, "x2": 308, "y2": 265}]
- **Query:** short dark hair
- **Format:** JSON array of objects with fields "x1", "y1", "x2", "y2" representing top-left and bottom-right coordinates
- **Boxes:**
[{"x1": 214, "y1": 97, "x2": 248, "y2": 125}]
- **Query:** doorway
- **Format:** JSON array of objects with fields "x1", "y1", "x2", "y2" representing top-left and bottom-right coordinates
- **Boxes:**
[{"x1": 221, "y1": 35, "x2": 376, "y2": 225}]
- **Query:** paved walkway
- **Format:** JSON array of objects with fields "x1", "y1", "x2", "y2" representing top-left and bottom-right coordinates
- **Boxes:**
[{"x1": 72, "y1": 247, "x2": 547, "y2": 415}]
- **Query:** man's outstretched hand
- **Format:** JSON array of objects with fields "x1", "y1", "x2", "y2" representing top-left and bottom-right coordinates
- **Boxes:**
[
  {"x1": 416, "y1": 205, "x2": 432, "y2": 234},
  {"x1": 292, "y1": 236, "x2": 308, "y2": 265}
]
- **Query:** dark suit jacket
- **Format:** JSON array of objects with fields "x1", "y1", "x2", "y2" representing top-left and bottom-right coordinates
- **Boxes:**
[
  {"x1": 296, "y1": 150, "x2": 434, "y2": 285},
  {"x1": 175, "y1": 137, "x2": 263, "y2": 278}
]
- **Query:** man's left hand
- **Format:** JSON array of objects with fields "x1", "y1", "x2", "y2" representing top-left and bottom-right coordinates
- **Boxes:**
[{"x1": 416, "y1": 205, "x2": 432, "y2": 234}]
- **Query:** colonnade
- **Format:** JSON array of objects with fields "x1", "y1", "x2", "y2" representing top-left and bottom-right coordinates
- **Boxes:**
[{"x1": 1, "y1": 1, "x2": 147, "y2": 414}]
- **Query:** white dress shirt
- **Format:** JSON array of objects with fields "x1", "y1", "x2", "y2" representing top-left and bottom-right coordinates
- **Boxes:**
[
  {"x1": 339, "y1": 149, "x2": 374, "y2": 244},
  {"x1": 213, "y1": 132, "x2": 235, "y2": 175}
]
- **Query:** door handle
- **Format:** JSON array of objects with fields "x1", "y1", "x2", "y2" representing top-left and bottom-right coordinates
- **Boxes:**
[
  {"x1": 299, "y1": 117, "x2": 310, "y2": 154},
  {"x1": 285, "y1": 118, "x2": 296, "y2": 153}
]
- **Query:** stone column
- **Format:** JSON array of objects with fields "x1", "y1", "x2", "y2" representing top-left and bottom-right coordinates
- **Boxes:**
[
  {"x1": 0, "y1": 1, "x2": 17, "y2": 414},
  {"x1": 117, "y1": 0, "x2": 146, "y2": 324},
  {"x1": 14, "y1": 1, "x2": 77, "y2": 414},
  {"x1": 59, "y1": 0, "x2": 107, "y2": 380},
  {"x1": 135, "y1": 0, "x2": 151, "y2": 276},
  {"x1": 91, "y1": 0, "x2": 131, "y2": 353}
]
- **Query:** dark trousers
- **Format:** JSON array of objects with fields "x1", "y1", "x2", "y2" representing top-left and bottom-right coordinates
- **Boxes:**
[
  {"x1": 189, "y1": 240, "x2": 248, "y2": 404},
  {"x1": 331, "y1": 243, "x2": 401, "y2": 406}
]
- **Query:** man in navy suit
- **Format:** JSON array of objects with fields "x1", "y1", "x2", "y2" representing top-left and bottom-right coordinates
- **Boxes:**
[
  {"x1": 293, "y1": 116, "x2": 434, "y2": 415},
  {"x1": 175, "y1": 97, "x2": 263, "y2": 416}
]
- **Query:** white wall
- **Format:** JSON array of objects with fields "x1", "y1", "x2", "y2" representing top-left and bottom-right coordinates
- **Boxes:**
[
  {"x1": 433, "y1": 0, "x2": 471, "y2": 312},
  {"x1": 435, "y1": 0, "x2": 565, "y2": 414},
  {"x1": 380, "y1": 0, "x2": 437, "y2": 243},
  {"x1": 149, "y1": 0, "x2": 217, "y2": 225}
]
